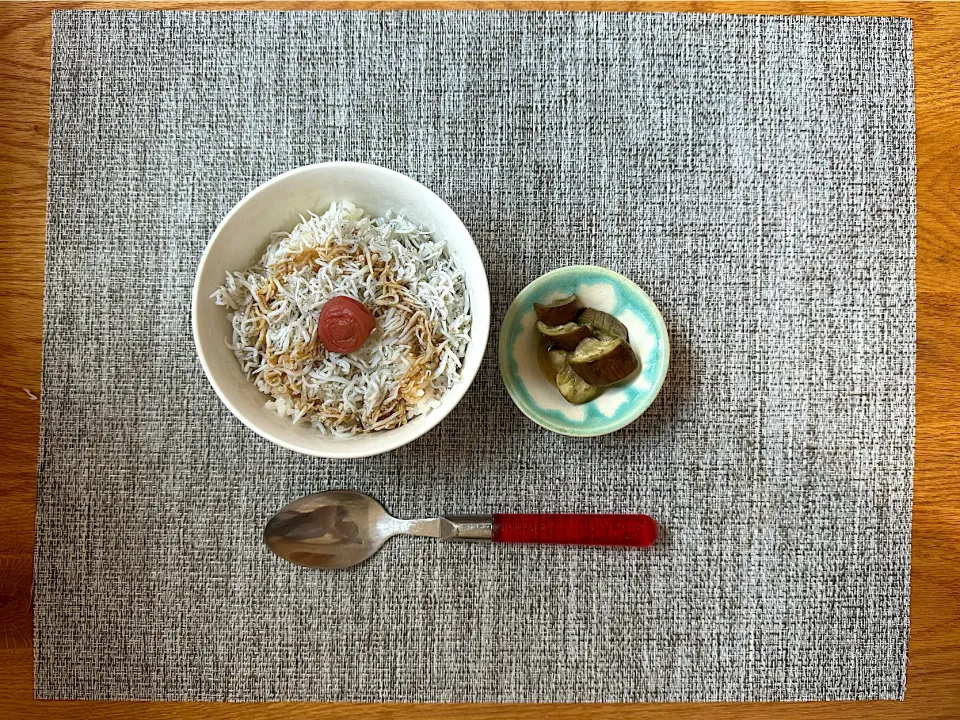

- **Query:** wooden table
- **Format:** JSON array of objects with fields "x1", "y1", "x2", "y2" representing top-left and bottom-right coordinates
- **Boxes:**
[{"x1": 2, "y1": 1, "x2": 958, "y2": 717}]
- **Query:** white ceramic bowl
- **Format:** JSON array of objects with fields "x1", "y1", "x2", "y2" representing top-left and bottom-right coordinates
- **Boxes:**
[{"x1": 192, "y1": 162, "x2": 490, "y2": 458}]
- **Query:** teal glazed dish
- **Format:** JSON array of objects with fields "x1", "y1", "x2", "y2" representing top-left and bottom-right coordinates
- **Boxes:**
[{"x1": 499, "y1": 266, "x2": 670, "y2": 437}]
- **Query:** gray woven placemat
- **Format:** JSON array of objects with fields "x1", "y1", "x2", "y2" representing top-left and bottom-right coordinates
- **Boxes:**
[{"x1": 36, "y1": 10, "x2": 916, "y2": 702}]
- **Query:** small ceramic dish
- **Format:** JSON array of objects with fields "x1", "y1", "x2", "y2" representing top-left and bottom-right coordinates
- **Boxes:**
[{"x1": 499, "y1": 265, "x2": 669, "y2": 437}]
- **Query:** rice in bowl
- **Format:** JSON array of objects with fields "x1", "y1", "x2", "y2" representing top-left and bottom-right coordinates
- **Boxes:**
[{"x1": 212, "y1": 201, "x2": 471, "y2": 436}]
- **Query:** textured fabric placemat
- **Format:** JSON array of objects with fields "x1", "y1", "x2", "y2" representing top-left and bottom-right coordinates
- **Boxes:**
[{"x1": 36, "y1": 10, "x2": 916, "y2": 702}]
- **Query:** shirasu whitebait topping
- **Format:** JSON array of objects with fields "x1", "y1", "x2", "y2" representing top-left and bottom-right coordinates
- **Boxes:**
[{"x1": 213, "y1": 201, "x2": 471, "y2": 436}]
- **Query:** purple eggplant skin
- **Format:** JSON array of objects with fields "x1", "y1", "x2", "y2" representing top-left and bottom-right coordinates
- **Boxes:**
[
  {"x1": 534, "y1": 294, "x2": 579, "y2": 326},
  {"x1": 568, "y1": 337, "x2": 640, "y2": 387}
]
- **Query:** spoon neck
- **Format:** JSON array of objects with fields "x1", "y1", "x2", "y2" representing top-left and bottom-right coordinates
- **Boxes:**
[
  {"x1": 441, "y1": 516, "x2": 494, "y2": 541},
  {"x1": 399, "y1": 516, "x2": 494, "y2": 541},
  {"x1": 399, "y1": 517, "x2": 442, "y2": 538}
]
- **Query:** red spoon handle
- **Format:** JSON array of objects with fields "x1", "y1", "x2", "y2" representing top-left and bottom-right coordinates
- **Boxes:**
[{"x1": 491, "y1": 514, "x2": 657, "y2": 547}]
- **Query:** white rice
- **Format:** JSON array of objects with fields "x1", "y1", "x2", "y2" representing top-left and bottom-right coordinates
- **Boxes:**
[{"x1": 212, "y1": 201, "x2": 471, "y2": 436}]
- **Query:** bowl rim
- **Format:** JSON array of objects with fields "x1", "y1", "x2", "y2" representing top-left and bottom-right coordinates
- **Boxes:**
[
  {"x1": 192, "y1": 161, "x2": 490, "y2": 458},
  {"x1": 498, "y1": 264, "x2": 670, "y2": 437}
]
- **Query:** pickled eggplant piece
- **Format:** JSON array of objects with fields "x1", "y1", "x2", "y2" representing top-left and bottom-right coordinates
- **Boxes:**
[
  {"x1": 536, "y1": 342, "x2": 568, "y2": 387},
  {"x1": 568, "y1": 337, "x2": 639, "y2": 387},
  {"x1": 556, "y1": 363, "x2": 604, "y2": 404},
  {"x1": 536, "y1": 321, "x2": 593, "y2": 350},
  {"x1": 536, "y1": 341, "x2": 556, "y2": 386},
  {"x1": 578, "y1": 307, "x2": 629, "y2": 341},
  {"x1": 534, "y1": 294, "x2": 579, "y2": 325},
  {"x1": 546, "y1": 347, "x2": 567, "y2": 375}
]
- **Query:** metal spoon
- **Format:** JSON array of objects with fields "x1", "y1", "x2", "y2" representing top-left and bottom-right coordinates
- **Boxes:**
[{"x1": 264, "y1": 490, "x2": 657, "y2": 569}]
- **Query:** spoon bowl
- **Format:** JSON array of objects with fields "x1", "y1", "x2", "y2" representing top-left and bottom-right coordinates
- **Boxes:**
[{"x1": 264, "y1": 491, "x2": 402, "y2": 569}]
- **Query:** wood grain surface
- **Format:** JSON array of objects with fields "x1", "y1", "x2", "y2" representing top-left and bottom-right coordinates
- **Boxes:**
[{"x1": 1, "y1": 1, "x2": 957, "y2": 717}]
